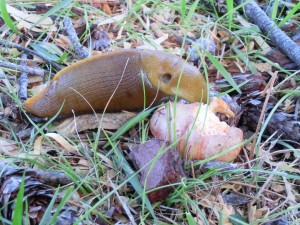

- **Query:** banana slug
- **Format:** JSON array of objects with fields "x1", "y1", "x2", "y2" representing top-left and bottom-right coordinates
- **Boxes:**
[{"x1": 24, "y1": 49, "x2": 207, "y2": 117}]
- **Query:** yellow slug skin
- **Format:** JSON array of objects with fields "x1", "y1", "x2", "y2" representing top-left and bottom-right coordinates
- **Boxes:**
[{"x1": 24, "y1": 49, "x2": 207, "y2": 117}]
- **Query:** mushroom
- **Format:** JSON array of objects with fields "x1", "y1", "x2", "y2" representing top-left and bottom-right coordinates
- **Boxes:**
[{"x1": 150, "y1": 98, "x2": 243, "y2": 161}]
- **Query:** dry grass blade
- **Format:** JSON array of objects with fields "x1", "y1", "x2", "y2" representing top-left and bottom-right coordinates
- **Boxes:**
[{"x1": 249, "y1": 71, "x2": 277, "y2": 160}]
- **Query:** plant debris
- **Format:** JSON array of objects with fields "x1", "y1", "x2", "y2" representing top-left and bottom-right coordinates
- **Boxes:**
[{"x1": 129, "y1": 139, "x2": 185, "y2": 203}]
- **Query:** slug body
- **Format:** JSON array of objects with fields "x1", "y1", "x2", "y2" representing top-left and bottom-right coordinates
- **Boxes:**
[{"x1": 24, "y1": 49, "x2": 207, "y2": 117}]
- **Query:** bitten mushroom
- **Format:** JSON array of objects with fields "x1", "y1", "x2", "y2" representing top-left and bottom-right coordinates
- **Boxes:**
[{"x1": 150, "y1": 98, "x2": 243, "y2": 161}]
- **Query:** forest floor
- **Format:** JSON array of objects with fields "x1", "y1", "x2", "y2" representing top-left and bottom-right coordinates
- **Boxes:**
[{"x1": 0, "y1": 0, "x2": 299, "y2": 224}]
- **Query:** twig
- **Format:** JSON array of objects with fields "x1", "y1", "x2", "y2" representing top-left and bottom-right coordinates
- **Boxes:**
[
  {"x1": 0, "y1": 39, "x2": 63, "y2": 70},
  {"x1": 197, "y1": 161, "x2": 240, "y2": 174},
  {"x1": 249, "y1": 71, "x2": 277, "y2": 160},
  {"x1": 248, "y1": 164, "x2": 278, "y2": 223},
  {"x1": 294, "y1": 97, "x2": 299, "y2": 120},
  {"x1": 0, "y1": 162, "x2": 72, "y2": 186},
  {"x1": 228, "y1": 181, "x2": 290, "y2": 202},
  {"x1": 18, "y1": 54, "x2": 28, "y2": 100},
  {"x1": 0, "y1": 60, "x2": 46, "y2": 76},
  {"x1": 63, "y1": 17, "x2": 89, "y2": 59},
  {"x1": 108, "y1": 177, "x2": 137, "y2": 225},
  {"x1": 236, "y1": 0, "x2": 300, "y2": 67}
]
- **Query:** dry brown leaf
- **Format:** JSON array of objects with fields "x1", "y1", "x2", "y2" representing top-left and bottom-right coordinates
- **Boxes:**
[
  {"x1": 282, "y1": 99, "x2": 294, "y2": 113},
  {"x1": 52, "y1": 112, "x2": 135, "y2": 135},
  {"x1": 136, "y1": 34, "x2": 168, "y2": 50},
  {"x1": 96, "y1": 13, "x2": 127, "y2": 26},
  {"x1": 271, "y1": 183, "x2": 285, "y2": 193},
  {"x1": 54, "y1": 34, "x2": 73, "y2": 51},
  {"x1": 129, "y1": 138, "x2": 185, "y2": 203},
  {"x1": 0, "y1": 139, "x2": 18, "y2": 156},
  {"x1": 240, "y1": 41, "x2": 255, "y2": 54},
  {"x1": 238, "y1": 15, "x2": 272, "y2": 55},
  {"x1": 32, "y1": 133, "x2": 93, "y2": 174},
  {"x1": 28, "y1": 75, "x2": 44, "y2": 84},
  {"x1": 248, "y1": 204, "x2": 256, "y2": 222},
  {"x1": 102, "y1": 2, "x2": 112, "y2": 15},
  {"x1": 152, "y1": 7, "x2": 174, "y2": 24},
  {"x1": 6, "y1": 5, "x2": 56, "y2": 33},
  {"x1": 75, "y1": 158, "x2": 90, "y2": 175},
  {"x1": 33, "y1": 133, "x2": 78, "y2": 156},
  {"x1": 253, "y1": 63, "x2": 272, "y2": 73},
  {"x1": 254, "y1": 206, "x2": 269, "y2": 220},
  {"x1": 150, "y1": 23, "x2": 165, "y2": 38},
  {"x1": 217, "y1": 195, "x2": 236, "y2": 224}
]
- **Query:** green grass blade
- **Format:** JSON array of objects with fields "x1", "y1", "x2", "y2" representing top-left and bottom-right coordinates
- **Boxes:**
[
  {"x1": 12, "y1": 173, "x2": 25, "y2": 225},
  {"x1": 30, "y1": 43, "x2": 61, "y2": 61},
  {"x1": 48, "y1": 186, "x2": 74, "y2": 225},
  {"x1": 256, "y1": 92, "x2": 293, "y2": 146},
  {"x1": 39, "y1": 187, "x2": 61, "y2": 225},
  {"x1": 0, "y1": 0, "x2": 21, "y2": 35},
  {"x1": 278, "y1": 2, "x2": 300, "y2": 27},
  {"x1": 104, "y1": 130, "x2": 157, "y2": 221},
  {"x1": 181, "y1": 0, "x2": 186, "y2": 25},
  {"x1": 229, "y1": 212, "x2": 248, "y2": 225},
  {"x1": 186, "y1": 212, "x2": 197, "y2": 225},
  {"x1": 112, "y1": 146, "x2": 157, "y2": 221},
  {"x1": 271, "y1": 0, "x2": 280, "y2": 21},
  {"x1": 226, "y1": 0, "x2": 233, "y2": 30},
  {"x1": 73, "y1": 144, "x2": 158, "y2": 224},
  {"x1": 232, "y1": 46, "x2": 258, "y2": 74},
  {"x1": 103, "y1": 107, "x2": 156, "y2": 149},
  {"x1": 31, "y1": 0, "x2": 72, "y2": 30},
  {"x1": 204, "y1": 51, "x2": 242, "y2": 94},
  {"x1": 185, "y1": 0, "x2": 200, "y2": 23}
]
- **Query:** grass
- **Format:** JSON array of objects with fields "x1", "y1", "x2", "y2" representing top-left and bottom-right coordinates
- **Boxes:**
[{"x1": 0, "y1": 0, "x2": 300, "y2": 224}]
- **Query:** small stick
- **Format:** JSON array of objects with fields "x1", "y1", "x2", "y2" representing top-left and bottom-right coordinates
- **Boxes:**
[
  {"x1": 228, "y1": 181, "x2": 293, "y2": 203},
  {"x1": 63, "y1": 17, "x2": 89, "y2": 59},
  {"x1": 236, "y1": 0, "x2": 300, "y2": 67},
  {"x1": 18, "y1": 54, "x2": 28, "y2": 100},
  {"x1": 0, "y1": 60, "x2": 46, "y2": 76},
  {"x1": 0, "y1": 39, "x2": 63, "y2": 70},
  {"x1": 0, "y1": 162, "x2": 72, "y2": 186},
  {"x1": 294, "y1": 97, "x2": 299, "y2": 120},
  {"x1": 197, "y1": 161, "x2": 240, "y2": 174},
  {"x1": 108, "y1": 177, "x2": 137, "y2": 225},
  {"x1": 249, "y1": 71, "x2": 277, "y2": 160}
]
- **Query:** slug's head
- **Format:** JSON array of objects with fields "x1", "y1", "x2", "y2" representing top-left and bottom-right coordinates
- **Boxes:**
[{"x1": 140, "y1": 50, "x2": 208, "y2": 103}]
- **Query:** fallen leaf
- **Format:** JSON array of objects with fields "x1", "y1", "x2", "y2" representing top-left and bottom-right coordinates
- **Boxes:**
[
  {"x1": 270, "y1": 183, "x2": 285, "y2": 193},
  {"x1": 238, "y1": 15, "x2": 272, "y2": 55},
  {"x1": 0, "y1": 140, "x2": 18, "y2": 156},
  {"x1": 252, "y1": 63, "x2": 272, "y2": 73},
  {"x1": 96, "y1": 13, "x2": 127, "y2": 26},
  {"x1": 136, "y1": 34, "x2": 168, "y2": 50},
  {"x1": 33, "y1": 133, "x2": 78, "y2": 156},
  {"x1": 52, "y1": 112, "x2": 135, "y2": 135},
  {"x1": 6, "y1": 5, "x2": 56, "y2": 33},
  {"x1": 129, "y1": 139, "x2": 185, "y2": 203},
  {"x1": 254, "y1": 206, "x2": 269, "y2": 220}
]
